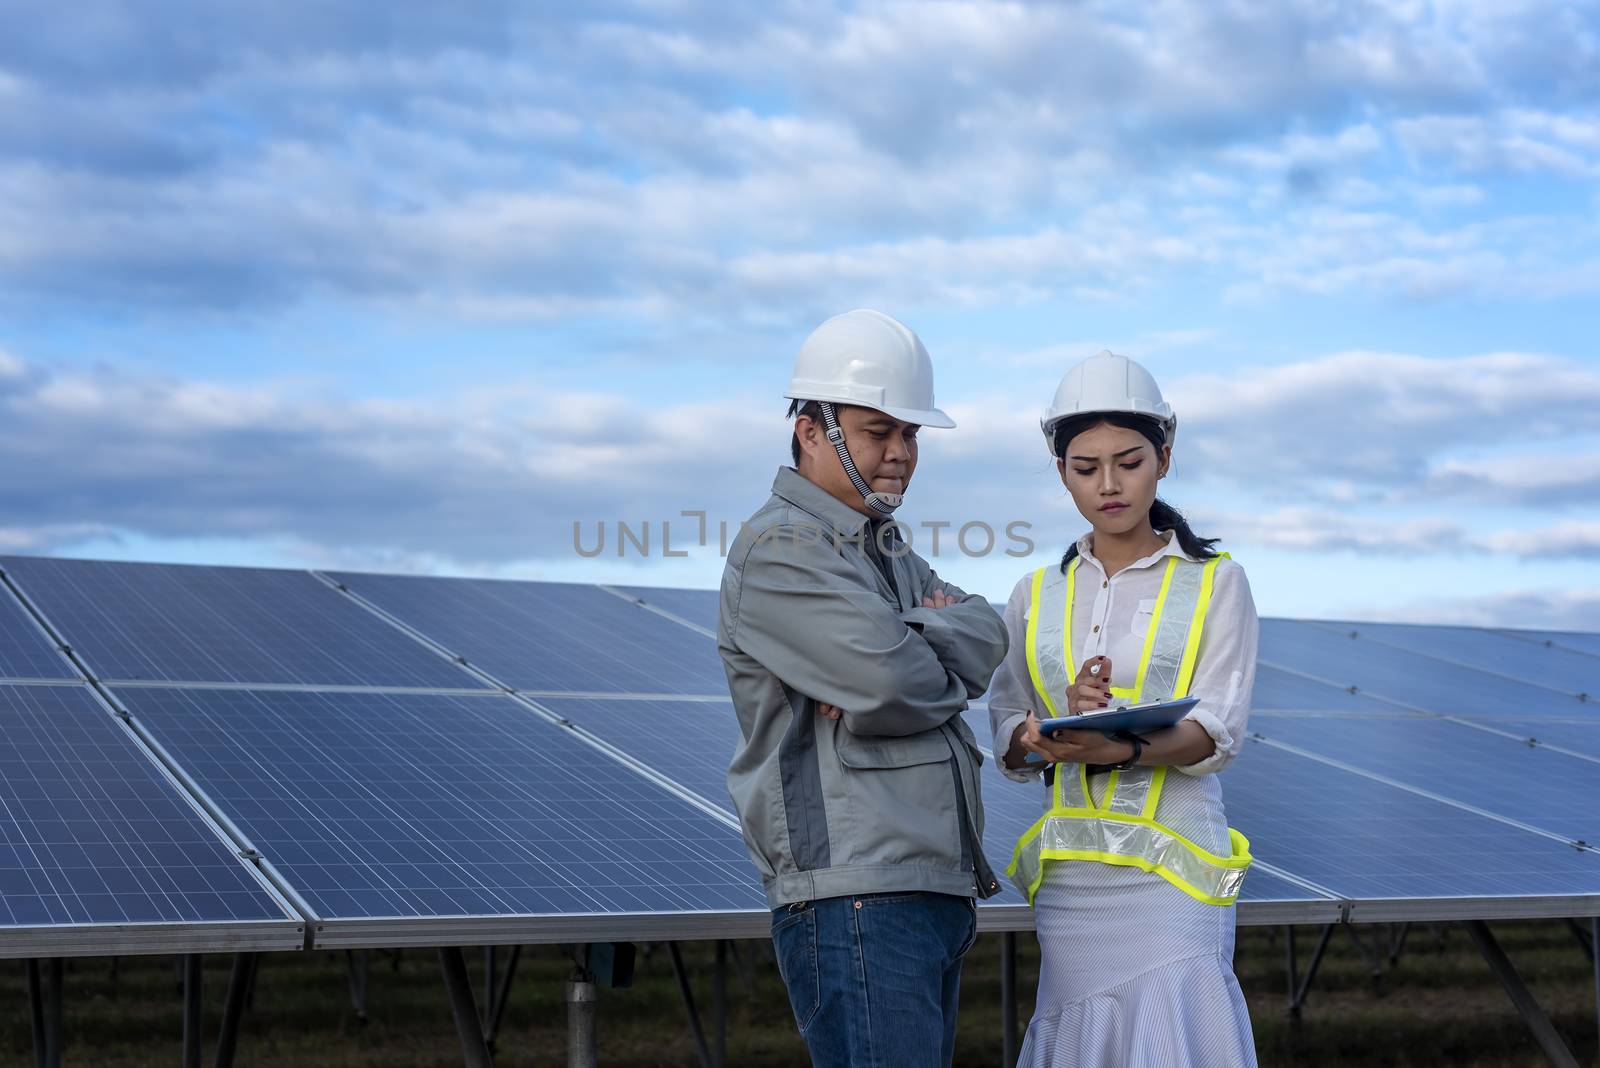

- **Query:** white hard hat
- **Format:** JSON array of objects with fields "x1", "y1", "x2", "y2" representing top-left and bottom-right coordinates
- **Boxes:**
[
  {"x1": 785, "y1": 309, "x2": 955, "y2": 429},
  {"x1": 1041, "y1": 350, "x2": 1176, "y2": 455}
]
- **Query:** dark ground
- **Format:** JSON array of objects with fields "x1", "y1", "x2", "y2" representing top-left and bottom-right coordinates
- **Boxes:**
[{"x1": 2, "y1": 921, "x2": 1596, "y2": 1066}]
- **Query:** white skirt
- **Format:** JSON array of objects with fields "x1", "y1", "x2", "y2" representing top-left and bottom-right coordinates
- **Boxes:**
[{"x1": 1019, "y1": 859, "x2": 1258, "y2": 1068}]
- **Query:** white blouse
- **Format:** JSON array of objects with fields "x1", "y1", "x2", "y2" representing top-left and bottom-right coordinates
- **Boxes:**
[{"x1": 988, "y1": 531, "x2": 1259, "y2": 783}]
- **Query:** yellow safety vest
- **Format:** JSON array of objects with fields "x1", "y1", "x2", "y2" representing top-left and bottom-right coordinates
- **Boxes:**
[{"x1": 1006, "y1": 553, "x2": 1253, "y2": 906}]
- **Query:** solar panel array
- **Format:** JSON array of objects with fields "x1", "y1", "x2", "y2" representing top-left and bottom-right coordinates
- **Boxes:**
[{"x1": 0, "y1": 554, "x2": 1595, "y2": 957}]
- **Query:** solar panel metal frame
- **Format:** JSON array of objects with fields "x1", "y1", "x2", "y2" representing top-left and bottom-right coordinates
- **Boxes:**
[
  {"x1": 5, "y1": 560, "x2": 1592, "y2": 943},
  {"x1": 0, "y1": 683, "x2": 307, "y2": 959},
  {"x1": 1, "y1": 555, "x2": 490, "y2": 692},
  {"x1": 0, "y1": 569, "x2": 82, "y2": 683},
  {"x1": 601, "y1": 590, "x2": 1595, "y2": 927},
  {"x1": 110, "y1": 686, "x2": 777, "y2": 950}
]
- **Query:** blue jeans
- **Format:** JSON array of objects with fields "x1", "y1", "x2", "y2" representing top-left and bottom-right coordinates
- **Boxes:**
[{"x1": 771, "y1": 891, "x2": 978, "y2": 1068}]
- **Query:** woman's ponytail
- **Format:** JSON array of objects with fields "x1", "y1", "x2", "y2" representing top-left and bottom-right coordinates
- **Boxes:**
[{"x1": 1149, "y1": 498, "x2": 1220, "y2": 560}]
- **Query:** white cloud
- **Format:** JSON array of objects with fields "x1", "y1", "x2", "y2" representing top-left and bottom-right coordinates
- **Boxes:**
[
  {"x1": 1172, "y1": 350, "x2": 1600, "y2": 499},
  {"x1": 1360, "y1": 587, "x2": 1600, "y2": 631},
  {"x1": 1478, "y1": 521, "x2": 1600, "y2": 560},
  {"x1": 1396, "y1": 109, "x2": 1600, "y2": 178}
]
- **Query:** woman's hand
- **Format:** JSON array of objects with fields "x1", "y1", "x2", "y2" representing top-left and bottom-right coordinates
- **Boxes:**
[
  {"x1": 1067, "y1": 656, "x2": 1113, "y2": 715},
  {"x1": 1006, "y1": 712, "x2": 1134, "y2": 768}
]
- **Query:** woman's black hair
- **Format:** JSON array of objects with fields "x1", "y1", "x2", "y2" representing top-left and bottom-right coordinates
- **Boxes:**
[{"x1": 1051, "y1": 411, "x2": 1219, "y2": 570}]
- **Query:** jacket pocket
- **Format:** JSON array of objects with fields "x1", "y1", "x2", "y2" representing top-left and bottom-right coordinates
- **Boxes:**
[
  {"x1": 831, "y1": 726, "x2": 960, "y2": 868},
  {"x1": 834, "y1": 732, "x2": 952, "y2": 769}
]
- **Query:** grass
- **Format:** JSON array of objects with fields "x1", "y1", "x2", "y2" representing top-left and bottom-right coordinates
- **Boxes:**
[{"x1": 0, "y1": 921, "x2": 1595, "y2": 1066}]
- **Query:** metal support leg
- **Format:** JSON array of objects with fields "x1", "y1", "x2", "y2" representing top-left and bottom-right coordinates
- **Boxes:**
[
  {"x1": 25, "y1": 960, "x2": 48, "y2": 1068},
  {"x1": 345, "y1": 950, "x2": 369, "y2": 1023},
  {"x1": 483, "y1": 946, "x2": 496, "y2": 1029},
  {"x1": 713, "y1": 940, "x2": 728, "y2": 1068},
  {"x1": 1344, "y1": 924, "x2": 1385, "y2": 992},
  {"x1": 243, "y1": 953, "x2": 261, "y2": 1011},
  {"x1": 668, "y1": 942, "x2": 715, "y2": 1068},
  {"x1": 1388, "y1": 922, "x2": 1412, "y2": 967},
  {"x1": 568, "y1": 965, "x2": 598, "y2": 1068},
  {"x1": 43, "y1": 959, "x2": 62, "y2": 1068},
  {"x1": 182, "y1": 954, "x2": 203, "y2": 1068},
  {"x1": 730, "y1": 939, "x2": 755, "y2": 991},
  {"x1": 1569, "y1": 919, "x2": 1596, "y2": 963},
  {"x1": 1462, "y1": 920, "x2": 1580, "y2": 1068},
  {"x1": 1001, "y1": 932, "x2": 1019, "y2": 1066},
  {"x1": 1287, "y1": 924, "x2": 1335, "y2": 1017},
  {"x1": 487, "y1": 945, "x2": 523, "y2": 1051},
  {"x1": 439, "y1": 947, "x2": 495, "y2": 1068},
  {"x1": 214, "y1": 953, "x2": 255, "y2": 1068},
  {"x1": 1591, "y1": 918, "x2": 1598, "y2": 1068},
  {"x1": 1283, "y1": 926, "x2": 1297, "y2": 1014}
]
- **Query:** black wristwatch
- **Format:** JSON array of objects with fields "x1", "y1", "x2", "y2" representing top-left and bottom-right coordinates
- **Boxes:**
[{"x1": 1109, "y1": 731, "x2": 1144, "y2": 770}]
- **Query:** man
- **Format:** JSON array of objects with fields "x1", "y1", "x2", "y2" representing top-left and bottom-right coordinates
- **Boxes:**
[{"x1": 718, "y1": 308, "x2": 1009, "y2": 1067}]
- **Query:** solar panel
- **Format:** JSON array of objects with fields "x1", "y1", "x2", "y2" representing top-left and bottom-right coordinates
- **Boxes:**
[
  {"x1": 0, "y1": 580, "x2": 77, "y2": 681},
  {"x1": 113, "y1": 687, "x2": 765, "y2": 944},
  {"x1": 1308, "y1": 619, "x2": 1598, "y2": 701},
  {"x1": 1463, "y1": 719, "x2": 1600, "y2": 760},
  {"x1": 1, "y1": 556, "x2": 483, "y2": 690},
  {"x1": 1498, "y1": 627, "x2": 1600, "y2": 658},
  {"x1": 1253, "y1": 663, "x2": 1400, "y2": 713},
  {"x1": 0, "y1": 683, "x2": 300, "y2": 955},
  {"x1": 1260, "y1": 618, "x2": 1581, "y2": 718},
  {"x1": 613, "y1": 586, "x2": 720, "y2": 632},
  {"x1": 1223, "y1": 736, "x2": 1600, "y2": 914},
  {"x1": 534, "y1": 696, "x2": 737, "y2": 807},
  {"x1": 1250, "y1": 712, "x2": 1600, "y2": 847},
  {"x1": 331, "y1": 573, "x2": 727, "y2": 695},
  {"x1": 538, "y1": 696, "x2": 1043, "y2": 906}
]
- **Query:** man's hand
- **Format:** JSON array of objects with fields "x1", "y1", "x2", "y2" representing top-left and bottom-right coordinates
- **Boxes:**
[
  {"x1": 921, "y1": 587, "x2": 956, "y2": 610},
  {"x1": 817, "y1": 701, "x2": 844, "y2": 721}
]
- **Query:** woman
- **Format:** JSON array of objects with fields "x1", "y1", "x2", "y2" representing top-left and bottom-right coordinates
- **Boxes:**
[{"x1": 989, "y1": 350, "x2": 1259, "y2": 1066}]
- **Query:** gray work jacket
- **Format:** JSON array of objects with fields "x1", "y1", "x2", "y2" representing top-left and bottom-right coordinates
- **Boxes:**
[{"x1": 718, "y1": 467, "x2": 1010, "y2": 907}]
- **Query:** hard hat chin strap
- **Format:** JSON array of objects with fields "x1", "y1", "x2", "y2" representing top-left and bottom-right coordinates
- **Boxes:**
[{"x1": 817, "y1": 401, "x2": 901, "y2": 515}]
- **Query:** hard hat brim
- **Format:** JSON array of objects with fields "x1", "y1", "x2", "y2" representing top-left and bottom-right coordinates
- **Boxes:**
[{"x1": 785, "y1": 389, "x2": 956, "y2": 429}]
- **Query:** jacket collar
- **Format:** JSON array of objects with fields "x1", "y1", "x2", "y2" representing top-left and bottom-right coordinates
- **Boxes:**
[{"x1": 772, "y1": 466, "x2": 873, "y2": 536}]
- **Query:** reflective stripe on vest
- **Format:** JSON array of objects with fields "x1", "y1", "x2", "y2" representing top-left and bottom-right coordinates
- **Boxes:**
[{"x1": 1007, "y1": 552, "x2": 1253, "y2": 906}]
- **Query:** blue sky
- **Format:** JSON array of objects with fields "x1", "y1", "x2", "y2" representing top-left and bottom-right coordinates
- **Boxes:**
[{"x1": 2, "y1": 0, "x2": 1598, "y2": 627}]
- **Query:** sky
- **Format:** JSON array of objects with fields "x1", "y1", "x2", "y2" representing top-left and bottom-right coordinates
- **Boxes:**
[{"x1": 1, "y1": 0, "x2": 1598, "y2": 628}]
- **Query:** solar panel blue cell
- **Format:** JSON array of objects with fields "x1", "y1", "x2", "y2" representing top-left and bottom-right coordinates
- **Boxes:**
[
  {"x1": 613, "y1": 586, "x2": 720, "y2": 633},
  {"x1": 1259, "y1": 618, "x2": 1583, "y2": 719},
  {"x1": 115, "y1": 688, "x2": 765, "y2": 927},
  {"x1": 534, "y1": 697, "x2": 738, "y2": 809},
  {"x1": 2, "y1": 557, "x2": 482, "y2": 690},
  {"x1": 332, "y1": 574, "x2": 727, "y2": 695},
  {"x1": 0, "y1": 581, "x2": 76, "y2": 680},
  {"x1": 1222, "y1": 737, "x2": 1600, "y2": 903},
  {"x1": 1308, "y1": 620, "x2": 1598, "y2": 702},
  {"x1": 1237, "y1": 867, "x2": 1332, "y2": 904},
  {"x1": 0, "y1": 684, "x2": 296, "y2": 935},
  {"x1": 1497, "y1": 627, "x2": 1600, "y2": 658},
  {"x1": 1461, "y1": 719, "x2": 1600, "y2": 760},
  {"x1": 1251, "y1": 712, "x2": 1600, "y2": 847},
  {"x1": 1252, "y1": 663, "x2": 1398, "y2": 713}
]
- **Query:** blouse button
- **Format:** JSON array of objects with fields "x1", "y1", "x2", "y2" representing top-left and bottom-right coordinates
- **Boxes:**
[
  {"x1": 1102, "y1": 580, "x2": 1108, "y2": 588},
  {"x1": 1092, "y1": 625, "x2": 1101, "y2": 633}
]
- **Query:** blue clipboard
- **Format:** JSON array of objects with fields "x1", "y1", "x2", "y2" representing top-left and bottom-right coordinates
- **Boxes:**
[{"x1": 1022, "y1": 696, "x2": 1199, "y2": 764}]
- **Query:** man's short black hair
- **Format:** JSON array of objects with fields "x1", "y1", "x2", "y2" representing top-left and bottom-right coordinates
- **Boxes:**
[{"x1": 787, "y1": 398, "x2": 824, "y2": 464}]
